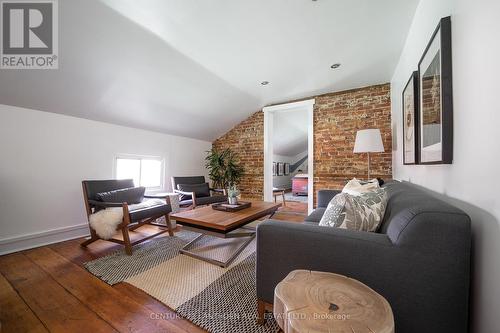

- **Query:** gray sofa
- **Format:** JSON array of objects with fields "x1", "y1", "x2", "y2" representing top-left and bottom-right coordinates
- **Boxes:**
[{"x1": 256, "y1": 181, "x2": 471, "y2": 333}]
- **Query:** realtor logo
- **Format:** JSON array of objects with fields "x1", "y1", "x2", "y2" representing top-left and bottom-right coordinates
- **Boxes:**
[{"x1": 1, "y1": 0, "x2": 58, "y2": 69}]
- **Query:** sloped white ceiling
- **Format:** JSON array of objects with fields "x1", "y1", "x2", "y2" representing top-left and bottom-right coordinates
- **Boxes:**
[
  {"x1": 273, "y1": 109, "x2": 308, "y2": 156},
  {"x1": 0, "y1": 0, "x2": 418, "y2": 141}
]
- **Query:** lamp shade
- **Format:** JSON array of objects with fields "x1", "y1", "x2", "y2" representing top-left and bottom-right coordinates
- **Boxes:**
[{"x1": 353, "y1": 129, "x2": 384, "y2": 153}]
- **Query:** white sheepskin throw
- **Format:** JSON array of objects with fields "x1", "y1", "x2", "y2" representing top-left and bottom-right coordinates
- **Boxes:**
[
  {"x1": 89, "y1": 208, "x2": 123, "y2": 240},
  {"x1": 89, "y1": 199, "x2": 164, "y2": 240}
]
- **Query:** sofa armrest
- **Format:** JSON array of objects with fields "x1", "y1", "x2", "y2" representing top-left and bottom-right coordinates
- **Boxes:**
[
  {"x1": 317, "y1": 189, "x2": 341, "y2": 207},
  {"x1": 256, "y1": 220, "x2": 394, "y2": 303}
]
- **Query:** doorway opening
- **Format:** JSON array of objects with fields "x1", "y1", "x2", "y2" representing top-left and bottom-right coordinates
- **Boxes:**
[{"x1": 263, "y1": 99, "x2": 315, "y2": 214}]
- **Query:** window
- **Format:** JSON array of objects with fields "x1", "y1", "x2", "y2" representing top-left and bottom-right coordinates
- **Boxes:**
[{"x1": 115, "y1": 155, "x2": 163, "y2": 188}]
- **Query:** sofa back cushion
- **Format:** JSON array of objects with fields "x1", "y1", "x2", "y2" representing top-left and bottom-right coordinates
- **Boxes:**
[
  {"x1": 177, "y1": 182, "x2": 211, "y2": 201},
  {"x1": 380, "y1": 181, "x2": 470, "y2": 244},
  {"x1": 172, "y1": 176, "x2": 206, "y2": 190},
  {"x1": 83, "y1": 179, "x2": 135, "y2": 201},
  {"x1": 96, "y1": 186, "x2": 145, "y2": 204}
]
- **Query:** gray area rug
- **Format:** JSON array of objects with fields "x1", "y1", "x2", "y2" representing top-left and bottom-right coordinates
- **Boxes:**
[
  {"x1": 84, "y1": 231, "x2": 279, "y2": 333},
  {"x1": 84, "y1": 230, "x2": 197, "y2": 284},
  {"x1": 284, "y1": 192, "x2": 308, "y2": 202}
]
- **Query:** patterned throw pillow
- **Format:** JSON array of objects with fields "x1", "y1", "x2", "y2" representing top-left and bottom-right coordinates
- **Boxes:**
[{"x1": 319, "y1": 188, "x2": 388, "y2": 232}]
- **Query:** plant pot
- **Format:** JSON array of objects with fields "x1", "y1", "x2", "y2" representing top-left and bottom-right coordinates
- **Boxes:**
[{"x1": 228, "y1": 197, "x2": 238, "y2": 205}]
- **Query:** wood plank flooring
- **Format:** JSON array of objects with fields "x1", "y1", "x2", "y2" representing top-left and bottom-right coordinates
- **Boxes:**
[{"x1": 0, "y1": 203, "x2": 307, "y2": 333}]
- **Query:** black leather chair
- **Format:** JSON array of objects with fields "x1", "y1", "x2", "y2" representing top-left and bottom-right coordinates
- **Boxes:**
[
  {"x1": 171, "y1": 176, "x2": 227, "y2": 209},
  {"x1": 81, "y1": 179, "x2": 174, "y2": 255}
]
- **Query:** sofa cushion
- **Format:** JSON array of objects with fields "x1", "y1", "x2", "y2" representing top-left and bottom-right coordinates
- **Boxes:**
[
  {"x1": 128, "y1": 200, "x2": 171, "y2": 221},
  {"x1": 317, "y1": 190, "x2": 342, "y2": 208},
  {"x1": 177, "y1": 183, "x2": 210, "y2": 201},
  {"x1": 96, "y1": 186, "x2": 145, "y2": 204},
  {"x1": 319, "y1": 188, "x2": 387, "y2": 232}
]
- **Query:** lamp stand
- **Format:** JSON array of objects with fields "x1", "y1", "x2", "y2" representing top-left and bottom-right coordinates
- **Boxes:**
[{"x1": 367, "y1": 152, "x2": 371, "y2": 181}]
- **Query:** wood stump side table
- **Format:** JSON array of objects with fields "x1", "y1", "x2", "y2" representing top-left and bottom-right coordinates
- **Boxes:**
[{"x1": 274, "y1": 270, "x2": 394, "y2": 333}]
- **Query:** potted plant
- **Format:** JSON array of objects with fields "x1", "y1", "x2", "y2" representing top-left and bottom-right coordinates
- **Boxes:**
[
  {"x1": 205, "y1": 148, "x2": 244, "y2": 190},
  {"x1": 227, "y1": 184, "x2": 240, "y2": 205}
]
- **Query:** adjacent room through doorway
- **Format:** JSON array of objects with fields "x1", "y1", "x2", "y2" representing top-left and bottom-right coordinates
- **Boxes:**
[{"x1": 263, "y1": 100, "x2": 315, "y2": 214}]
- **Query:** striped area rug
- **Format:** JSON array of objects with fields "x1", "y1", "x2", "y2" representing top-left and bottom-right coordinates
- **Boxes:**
[{"x1": 84, "y1": 230, "x2": 279, "y2": 333}]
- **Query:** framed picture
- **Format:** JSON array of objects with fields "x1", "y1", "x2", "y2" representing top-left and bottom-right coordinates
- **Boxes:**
[
  {"x1": 272, "y1": 162, "x2": 276, "y2": 176},
  {"x1": 418, "y1": 16, "x2": 453, "y2": 164},
  {"x1": 402, "y1": 71, "x2": 419, "y2": 165},
  {"x1": 277, "y1": 162, "x2": 284, "y2": 176},
  {"x1": 284, "y1": 163, "x2": 290, "y2": 175}
]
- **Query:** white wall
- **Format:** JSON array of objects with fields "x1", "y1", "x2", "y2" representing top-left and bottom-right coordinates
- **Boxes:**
[
  {"x1": 272, "y1": 151, "x2": 308, "y2": 189},
  {"x1": 290, "y1": 150, "x2": 308, "y2": 176},
  {"x1": 272, "y1": 154, "x2": 293, "y2": 189},
  {"x1": 391, "y1": 0, "x2": 500, "y2": 331},
  {"x1": 0, "y1": 105, "x2": 211, "y2": 254}
]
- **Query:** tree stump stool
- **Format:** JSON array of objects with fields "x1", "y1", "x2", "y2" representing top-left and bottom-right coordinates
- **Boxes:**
[{"x1": 274, "y1": 270, "x2": 394, "y2": 333}]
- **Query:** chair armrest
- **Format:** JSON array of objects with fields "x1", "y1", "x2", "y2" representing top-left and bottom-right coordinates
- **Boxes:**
[
  {"x1": 174, "y1": 189, "x2": 197, "y2": 208},
  {"x1": 87, "y1": 199, "x2": 124, "y2": 208},
  {"x1": 173, "y1": 189, "x2": 195, "y2": 196},
  {"x1": 317, "y1": 189, "x2": 341, "y2": 207},
  {"x1": 143, "y1": 194, "x2": 171, "y2": 205},
  {"x1": 256, "y1": 220, "x2": 395, "y2": 303}
]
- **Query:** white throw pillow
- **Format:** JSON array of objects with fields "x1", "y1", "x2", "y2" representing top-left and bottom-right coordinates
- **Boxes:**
[{"x1": 342, "y1": 178, "x2": 380, "y2": 196}]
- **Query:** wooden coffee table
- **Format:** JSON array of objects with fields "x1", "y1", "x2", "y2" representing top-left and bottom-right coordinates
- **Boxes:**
[{"x1": 170, "y1": 201, "x2": 281, "y2": 267}]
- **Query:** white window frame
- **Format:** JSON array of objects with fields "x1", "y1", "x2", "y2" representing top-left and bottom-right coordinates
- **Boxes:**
[{"x1": 113, "y1": 154, "x2": 165, "y2": 190}]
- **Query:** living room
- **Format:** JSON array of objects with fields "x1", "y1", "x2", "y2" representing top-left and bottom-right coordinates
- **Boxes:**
[{"x1": 0, "y1": 0, "x2": 499, "y2": 332}]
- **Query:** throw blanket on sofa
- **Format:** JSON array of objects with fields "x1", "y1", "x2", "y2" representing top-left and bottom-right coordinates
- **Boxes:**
[{"x1": 89, "y1": 199, "x2": 164, "y2": 239}]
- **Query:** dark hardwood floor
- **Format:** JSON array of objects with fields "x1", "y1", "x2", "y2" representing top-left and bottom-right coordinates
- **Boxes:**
[{"x1": 0, "y1": 203, "x2": 306, "y2": 333}]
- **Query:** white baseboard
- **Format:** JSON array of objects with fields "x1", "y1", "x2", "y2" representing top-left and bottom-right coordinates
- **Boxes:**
[{"x1": 0, "y1": 223, "x2": 90, "y2": 255}]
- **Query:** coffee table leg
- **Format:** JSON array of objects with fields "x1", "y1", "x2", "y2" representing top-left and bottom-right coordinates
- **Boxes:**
[
  {"x1": 180, "y1": 234, "x2": 204, "y2": 251},
  {"x1": 180, "y1": 233, "x2": 255, "y2": 268}
]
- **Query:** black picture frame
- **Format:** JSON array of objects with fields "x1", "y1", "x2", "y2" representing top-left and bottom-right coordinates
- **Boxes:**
[
  {"x1": 272, "y1": 162, "x2": 276, "y2": 176},
  {"x1": 277, "y1": 162, "x2": 284, "y2": 176},
  {"x1": 402, "y1": 71, "x2": 419, "y2": 165},
  {"x1": 418, "y1": 16, "x2": 453, "y2": 164},
  {"x1": 284, "y1": 163, "x2": 290, "y2": 175}
]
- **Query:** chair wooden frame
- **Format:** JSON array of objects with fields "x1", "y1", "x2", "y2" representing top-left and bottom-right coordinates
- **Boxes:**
[
  {"x1": 81, "y1": 182, "x2": 174, "y2": 255},
  {"x1": 173, "y1": 189, "x2": 198, "y2": 210}
]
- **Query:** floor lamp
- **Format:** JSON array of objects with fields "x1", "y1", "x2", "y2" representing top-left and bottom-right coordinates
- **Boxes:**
[{"x1": 353, "y1": 129, "x2": 384, "y2": 180}]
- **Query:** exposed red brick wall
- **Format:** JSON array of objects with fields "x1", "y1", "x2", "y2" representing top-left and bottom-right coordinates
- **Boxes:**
[
  {"x1": 212, "y1": 112, "x2": 264, "y2": 199},
  {"x1": 213, "y1": 83, "x2": 392, "y2": 202},
  {"x1": 313, "y1": 84, "x2": 392, "y2": 199}
]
